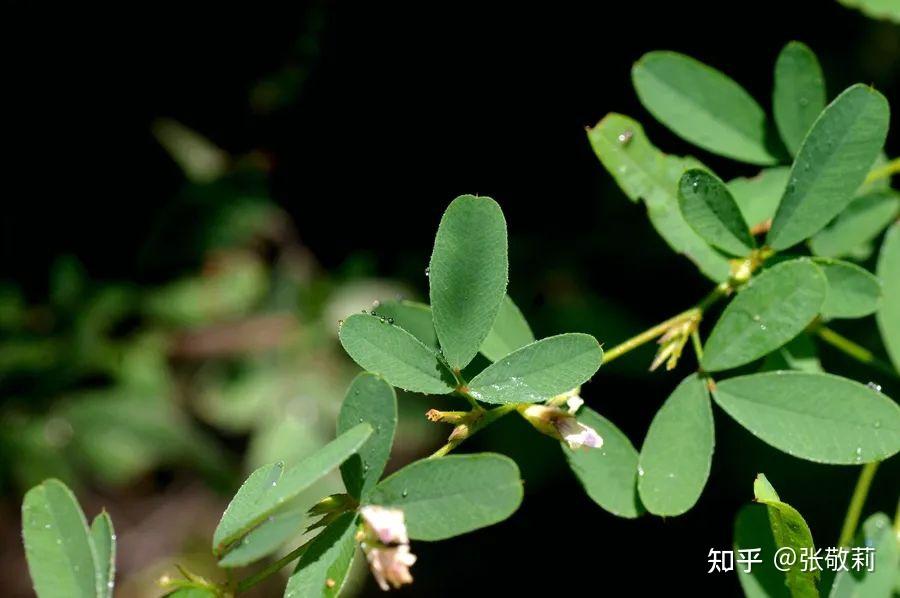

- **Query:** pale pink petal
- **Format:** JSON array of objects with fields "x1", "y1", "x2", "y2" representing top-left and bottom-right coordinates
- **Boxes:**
[
  {"x1": 556, "y1": 417, "x2": 603, "y2": 450},
  {"x1": 360, "y1": 506, "x2": 409, "y2": 545}
]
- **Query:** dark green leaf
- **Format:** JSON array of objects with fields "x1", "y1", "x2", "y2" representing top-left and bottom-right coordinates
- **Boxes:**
[
  {"x1": 713, "y1": 372, "x2": 900, "y2": 464},
  {"x1": 678, "y1": 169, "x2": 755, "y2": 256},
  {"x1": 367, "y1": 454, "x2": 522, "y2": 540},
  {"x1": 285, "y1": 513, "x2": 359, "y2": 598},
  {"x1": 632, "y1": 51, "x2": 781, "y2": 164},
  {"x1": 735, "y1": 504, "x2": 790, "y2": 598},
  {"x1": 829, "y1": 512, "x2": 898, "y2": 598},
  {"x1": 810, "y1": 191, "x2": 899, "y2": 259},
  {"x1": 767, "y1": 85, "x2": 889, "y2": 250},
  {"x1": 468, "y1": 333, "x2": 603, "y2": 405},
  {"x1": 773, "y1": 41, "x2": 827, "y2": 156},
  {"x1": 429, "y1": 195, "x2": 509, "y2": 370},
  {"x1": 877, "y1": 222, "x2": 900, "y2": 371},
  {"x1": 480, "y1": 296, "x2": 535, "y2": 362},
  {"x1": 813, "y1": 258, "x2": 882, "y2": 319}
]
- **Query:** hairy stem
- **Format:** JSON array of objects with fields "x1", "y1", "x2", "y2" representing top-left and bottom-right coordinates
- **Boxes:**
[
  {"x1": 428, "y1": 404, "x2": 517, "y2": 458},
  {"x1": 815, "y1": 326, "x2": 898, "y2": 379},
  {"x1": 235, "y1": 537, "x2": 314, "y2": 594},
  {"x1": 838, "y1": 461, "x2": 880, "y2": 548}
]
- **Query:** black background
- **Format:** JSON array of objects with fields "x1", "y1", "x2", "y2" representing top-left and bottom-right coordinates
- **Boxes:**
[{"x1": 4, "y1": 1, "x2": 900, "y2": 595}]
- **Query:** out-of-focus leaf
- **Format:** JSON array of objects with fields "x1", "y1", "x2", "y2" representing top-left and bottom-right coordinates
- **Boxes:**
[
  {"x1": 285, "y1": 512, "x2": 358, "y2": 598},
  {"x1": 429, "y1": 195, "x2": 509, "y2": 370},
  {"x1": 877, "y1": 222, "x2": 900, "y2": 371},
  {"x1": 838, "y1": 0, "x2": 900, "y2": 22},
  {"x1": 703, "y1": 259, "x2": 827, "y2": 372},
  {"x1": 810, "y1": 190, "x2": 900, "y2": 258},
  {"x1": 339, "y1": 313, "x2": 455, "y2": 395},
  {"x1": 727, "y1": 167, "x2": 791, "y2": 228},
  {"x1": 367, "y1": 454, "x2": 522, "y2": 540},
  {"x1": 563, "y1": 408, "x2": 643, "y2": 518},
  {"x1": 678, "y1": 169, "x2": 755, "y2": 256},
  {"x1": 587, "y1": 113, "x2": 731, "y2": 281},
  {"x1": 151, "y1": 118, "x2": 229, "y2": 183},
  {"x1": 22, "y1": 479, "x2": 98, "y2": 598},
  {"x1": 90, "y1": 511, "x2": 115, "y2": 598},
  {"x1": 773, "y1": 41, "x2": 827, "y2": 156},
  {"x1": 735, "y1": 504, "x2": 790, "y2": 598},
  {"x1": 638, "y1": 374, "x2": 714, "y2": 516},
  {"x1": 467, "y1": 334, "x2": 602, "y2": 404},
  {"x1": 632, "y1": 51, "x2": 781, "y2": 164},
  {"x1": 337, "y1": 373, "x2": 397, "y2": 499},
  {"x1": 479, "y1": 296, "x2": 535, "y2": 362},
  {"x1": 713, "y1": 372, "x2": 900, "y2": 464},
  {"x1": 813, "y1": 258, "x2": 882, "y2": 319},
  {"x1": 829, "y1": 512, "x2": 898, "y2": 597},
  {"x1": 373, "y1": 300, "x2": 438, "y2": 350},
  {"x1": 767, "y1": 85, "x2": 889, "y2": 250}
]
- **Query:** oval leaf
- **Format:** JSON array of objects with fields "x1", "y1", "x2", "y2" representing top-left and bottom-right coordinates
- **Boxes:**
[
  {"x1": 632, "y1": 51, "x2": 781, "y2": 164},
  {"x1": 468, "y1": 333, "x2": 603, "y2": 405},
  {"x1": 372, "y1": 300, "x2": 438, "y2": 350},
  {"x1": 214, "y1": 424, "x2": 372, "y2": 556},
  {"x1": 337, "y1": 373, "x2": 397, "y2": 499},
  {"x1": 727, "y1": 167, "x2": 791, "y2": 230},
  {"x1": 713, "y1": 372, "x2": 900, "y2": 464},
  {"x1": 22, "y1": 479, "x2": 99, "y2": 598},
  {"x1": 877, "y1": 222, "x2": 900, "y2": 371},
  {"x1": 678, "y1": 169, "x2": 755, "y2": 256},
  {"x1": 810, "y1": 190, "x2": 900, "y2": 258},
  {"x1": 479, "y1": 296, "x2": 535, "y2": 362},
  {"x1": 813, "y1": 258, "x2": 882, "y2": 319},
  {"x1": 366, "y1": 453, "x2": 522, "y2": 540},
  {"x1": 638, "y1": 374, "x2": 714, "y2": 516},
  {"x1": 563, "y1": 408, "x2": 643, "y2": 519},
  {"x1": 284, "y1": 512, "x2": 359, "y2": 598},
  {"x1": 767, "y1": 84, "x2": 890, "y2": 250},
  {"x1": 429, "y1": 195, "x2": 509, "y2": 370},
  {"x1": 587, "y1": 113, "x2": 731, "y2": 281},
  {"x1": 339, "y1": 313, "x2": 455, "y2": 395},
  {"x1": 703, "y1": 259, "x2": 827, "y2": 372},
  {"x1": 773, "y1": 41, "x2": 827, "y2": 156}
]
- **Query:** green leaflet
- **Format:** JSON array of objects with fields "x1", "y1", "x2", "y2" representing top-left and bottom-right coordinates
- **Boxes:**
[
  {"x1": 678, "y1": 169, "x2": 755, "y2": 256},
  {"x1": 761, "y1": 334, "x2": 823, "y2": 374},
  {"x1": 632, "y1": 51, "x2": 782, "y2": 164},
  {"x1": 90, "y1": 512, "x2": 115, "y2": 598},
  {"x1": 22, "y1": 479, "x2": 99, "y2": 598},
  {"x1": 753, "y1": 474, "x2": 820, "y2": 598},
  {"x1": 829, "y1": 513, "x2": 898, "y2": 598},
  {"x1": 213, "y1": 424, "x2": 372, "y2": 556},
  {"x1": 713, "y1": 372, "x2": 900, "y2": 464},
  {"x1": 773, "y1": 41, "x2": 827, "y2": 156},
  {"x1": 338, "y1": 313, "x2": 455, "y2": 395},
  {"x1": 372, "y1": 300, "x2": 439, "y2": 350},
  {"x1": 285, "y1": 513, "x2": 359, "y2": 598},
  {"x1": 810, "y1": 190, "x2": 900, "y2": 258},
  {"x1": 479, "y1": 296, "x2": 535, "y2": 362},
  {"x1": 703, "y1": 259, "x2": 827, "y2": 372},
  {"x1": 727, "y1": 167, "x2": 791, "y2": 229},
  {"x1": 563, "y1": 408, "x2": 643, "y2": 519},
  {"x1": 467, "y1": 333, "x2": 603, "y2": 405},
  {"x1": 838, "y1": 0, "x2": 900, "y2": 22},
  {"x1": 637, "y1": 374, "x2": 714, "y2": 516},
  {"x1": 734, "y1": 505, "x2": 790, "y2": 598},
  {"x1": 877, "y1": 222, "x2": 900, "y2": 371},
  {"x1": 218, "y1": 508, "x2": 304, "y2": 568},
  {"x1": 813, "y1": 258, "x2": 882, "y2": 319},
  {"x1": 767, "y1": 85, "x2": 890, "y2": 250},
  {"x1": 366, "y1": 454, "x2": 522, "y2": 541},
  {"x1": 429, "y1": 195, "x2": 509, "y2": 370},
  {"x1": 337, "y1": 373, "x2": 397, "y2": 500},
  {"x1": 587, "y1": 113, "x2": 731, "y2": 281}
]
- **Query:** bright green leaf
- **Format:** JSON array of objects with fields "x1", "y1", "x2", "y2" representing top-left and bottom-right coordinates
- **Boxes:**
[
  {"x1": 678, "y1": 169, "x2": 755, "y2": 256},
  {"x1": 838, "y1": 0, "x2": 900, "y2": 22},
  {"x1": 829, "y1": 513, "x2": 898, "y2": 598},
  {"x1": 337, "y1": 373, "x2": 397, "y2": 499},
  {"x1": 22, "y1": 479, "x2": 98, "y2": 598},
  {"x1": 587, "y1": 113, "x2": 732, "y2": 281},
  {"x1": 563, "y1": 408, "x2": 643, "y2": 519},
  {"x1": 372, "y1": 300, "x2": 439, "y2": 350},
  {"x1": 735, "y1": 504, "x2": 790, "y2": 598},
  {"x1": 429, "y1": 195, "x2": 509, "y2": 370},
  {"x1": 713, "y1": 372, "x2": 900, "y2": 464},
  {"x1": 767, "y1": 85, "x2": 889, "y2": 250},
  {"x1": 632, "y1": 51, "x2": 781, "y2": 164},
  {"x1": 90, "y1": 512, "x2": 115, "y2": 598},
  {"x1": 728, "y1": 167, "x2": 791, "y2": 229},
  {"x1": 467, "y1": 333, "x2": 603, "y2": 405},
  {"x1": 638, "y1": 374, "x2": 714, "y2": 516},
  {"x1": 703, "y1": 259, "x2": 827, "y2": 372},
  {"x1": 877, "y1": 222, "x2": 900, "y2": 371},
  {"x1": 367, "y1": 454, "x2": 522, "y2": 540},
  {"x1": 810, "y1": 190, "x2": 900, "y2": 258},
  {"x1": 213, "y1": 424, "x2": 372, "y2": 556},
  {"x1": 753, "y1": 474, "x2": 820, "y2": 598},
  {"x1": 339, "y1": 313, "x2": 455, "y2": 395},
  {"x1": 773, "y1": 41, "x2": 827, "y2": 156},
  {"x1": 480, "y1": 296, "x2": 535, "y2": 362},
  {"x1": 813, "y1": 258, "x2": 882, "y2": 319},
  {"x1": 285, "y1": 513, "x2": 358, "y2": 598},
  {"x1": 218, "y1": 508, "x2": 304, "y2": 568}
]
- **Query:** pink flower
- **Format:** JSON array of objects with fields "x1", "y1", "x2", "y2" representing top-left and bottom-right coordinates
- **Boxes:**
[
  {"x1": 365, "y1": 544, "x2": 417, "y2": 591},
  {"x1": 555, "y1": 416, "x2": 603, "y2": 449},
  {"x1": 359, "y1": 505, "x2": 409, "y2": 545},
  {"x1": 517, "y1": 404, "x2": 603, "y2": 450}
]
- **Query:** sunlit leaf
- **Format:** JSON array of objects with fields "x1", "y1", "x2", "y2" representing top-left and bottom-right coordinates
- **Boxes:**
[{"x1": 372, "y1": 300, "x2": 439, "y2": 350}]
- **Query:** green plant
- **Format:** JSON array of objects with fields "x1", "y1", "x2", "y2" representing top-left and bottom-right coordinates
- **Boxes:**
[{"x1": 19, "y1": 41, "x2": 900, "y2": 596}]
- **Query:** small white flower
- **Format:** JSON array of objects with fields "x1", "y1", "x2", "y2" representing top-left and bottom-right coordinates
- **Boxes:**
[
  {"x1": 365, "y1": 544, "x2": 417, "y2": 591},
  {"x1": 555, "y1": 417, "x2": 603, "y2": 450},
  {"x1": 565, "y1": 394, "x2": 584, "y2": 414},
  {"x1": 359, "y1": 505, "x2": 408, "y2": 545}
]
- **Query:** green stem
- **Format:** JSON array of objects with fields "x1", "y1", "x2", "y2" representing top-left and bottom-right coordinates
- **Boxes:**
[
  {"x1": 838, "y1": 461, "x2": 880, "y2": 548},
  {"x1": 691, "y1": 330, "x2": 704, "y2": 361},
  {"x1": 428, "y1": 404, "x2": 517, "y2": 458},
  {"x1": 235, "y1": 537, "x2": 314, "y2": 594},
  {"x1": 815, "y1": 326, "x2": 898, "y2": 379},
  {"x1": 864, "y1": 156, "x2": 900, "y2": 184}
]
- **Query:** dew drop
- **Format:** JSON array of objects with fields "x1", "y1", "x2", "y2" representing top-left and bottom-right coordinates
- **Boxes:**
[
  {"x1": 866, "y1": 381, "x2": 882, "y2": 393},
  {"x1": 402, "y1": 489, "x2": 409, "y2": 498},
  {"x1": 874, "y1": 420, "x2": 882, "y2": 429},
  {"x1": 379, "y1": 316, "x2": 386, "y2": 323},
  {"x1": 387, "y1": 317, "x2": 394, "y2": 324},
  {"x1": 424, "y1": 266, "x2": 430, "y2": 277},
  {"x1": 372, "y1": 300, "x2": 381, "y2": 309},
  {"x1": 637, "y1": 466, "x2": 645, "y2": 477},
  {"x1": 361, "y1": 309, "x2": 368, "y2": 314},
  {"x1": 617, "y1": 130, "x2": 633, "y2": 145}
]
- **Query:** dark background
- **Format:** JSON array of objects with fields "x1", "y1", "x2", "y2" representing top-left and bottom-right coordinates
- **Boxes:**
[{"x1": 3, "y1": 1, "x2": 900, "y2": 595}]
